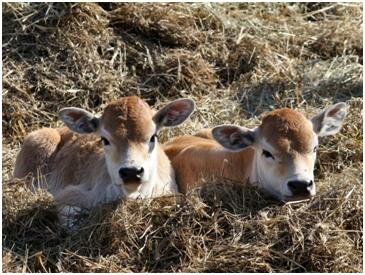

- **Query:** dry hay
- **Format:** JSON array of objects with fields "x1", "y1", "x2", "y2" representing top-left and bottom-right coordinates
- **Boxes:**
[{"x1": 2, "y1": 2, "x2": 363, "y2": 272}]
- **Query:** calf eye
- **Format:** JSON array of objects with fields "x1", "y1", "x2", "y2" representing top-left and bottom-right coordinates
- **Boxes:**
[
  {"x1": 262, "y1": 149, "x2": 275, "y2": 159},
  {"x1": 101, "y1": 137, "x2": 110, "y2": 146},
  {"x1": 149, "y1": 134, "x2": 157, "y2": 152},
  {"x1": 313, "y1": 146, "x2": 318, "y2": 153},
  {"x1": 150, "y1": 134, "x2": 157, "y2": 143}
]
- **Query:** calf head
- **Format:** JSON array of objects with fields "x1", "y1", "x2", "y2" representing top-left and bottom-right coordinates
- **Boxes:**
[
  {"x1": 212, "y1": 103, "x2": 347, "y2": 201},
  {"x1": 59, "y1": 96, "x2": 195, "y2": 196}
]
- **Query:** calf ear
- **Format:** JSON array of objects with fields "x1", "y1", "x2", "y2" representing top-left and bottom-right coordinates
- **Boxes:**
[
  {"x1": 212, "y1": 125, "x2": 256, "y2": 151},
  {"x1": 311, "y1": 102, "x2": 347, "y2": 137},
  {"x1": 153, "y1": 98, "x2": 195, "y2": 129},
  {"x1": 59, "y1": 107, "x2": 99, "y2": 134}
]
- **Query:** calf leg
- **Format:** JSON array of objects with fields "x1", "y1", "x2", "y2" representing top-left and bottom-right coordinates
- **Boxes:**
[
  {"x1": 55, "y1": 183, "x2": 123, "y2": 230},
  {"x1": 55, "y1": 185, "x2": 93, "y2": 230}
]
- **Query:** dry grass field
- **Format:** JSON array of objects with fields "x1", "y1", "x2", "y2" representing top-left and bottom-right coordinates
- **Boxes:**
[{"x1": 2, "y1": 2, "x2": 363, "y2": 272}]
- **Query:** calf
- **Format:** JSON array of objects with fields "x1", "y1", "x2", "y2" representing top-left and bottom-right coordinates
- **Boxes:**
[
  {"x1": 14, "y1": 96, "x2": 195, "y2": 226},
  {"x1": 164, "y1": 103, "x2": 347, "y2": 201}
]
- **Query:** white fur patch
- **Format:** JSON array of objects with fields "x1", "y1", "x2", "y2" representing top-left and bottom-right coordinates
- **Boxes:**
[{"x1": 58, "y1": 205, "x2": 83, "y2": 231}]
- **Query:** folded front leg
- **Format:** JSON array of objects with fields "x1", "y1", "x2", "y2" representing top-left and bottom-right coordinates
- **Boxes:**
[{"x1": 55, "y1": 185, "x2": 93, "y2": 230}]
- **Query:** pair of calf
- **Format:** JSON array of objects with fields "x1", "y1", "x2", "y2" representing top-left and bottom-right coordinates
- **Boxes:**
[{"x1": 14, "y1": 96, "x2": 347, "y2": 227}]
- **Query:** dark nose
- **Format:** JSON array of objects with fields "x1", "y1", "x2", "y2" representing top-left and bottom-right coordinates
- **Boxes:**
[
  {"x1": 119, "y1": 167, "x2": 144, "y2": 181},
  {"x1": 288, "y1": 180, "x2": 313, "y2": 196}
]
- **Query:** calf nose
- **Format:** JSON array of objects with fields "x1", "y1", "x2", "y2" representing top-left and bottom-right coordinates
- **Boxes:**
[
  {"x1": 288, "y1": 180, "x2": 313, "y2": 196},
  {"x1": 119, "y1": 167, "x2": 144, "y2": 181}
]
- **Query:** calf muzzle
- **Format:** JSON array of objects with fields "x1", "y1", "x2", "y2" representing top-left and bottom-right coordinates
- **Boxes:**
[
  {"x1": 119, "y1": 167, "x2": 144, "y2": 184},
  {"x1": 287, "y1": 180, "x2": 313, "y2": 196}
]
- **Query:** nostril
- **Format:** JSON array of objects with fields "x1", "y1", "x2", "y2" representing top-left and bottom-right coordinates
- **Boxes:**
[
  {"x1": 119, "y1": 167, "x2": 144, "y2": 179},
  {"x1": 288, "y1": 181, "x2": 296, "y2": 189},
  {"x1": 119, "y1": 168, "x2": 127, "y2": 178},
  {"x1": 288, "y1": 181, "x2": 301, "y2": 190},
  {"x1": 136, "y1": 167, "x2": 144, "y2": 175},
  {"x1": 288, "y1": 180, "x2": 312, "y2": 195}
]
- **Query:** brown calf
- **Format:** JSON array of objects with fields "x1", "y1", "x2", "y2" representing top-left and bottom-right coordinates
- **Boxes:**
[
  {"x1": 164, "y1": 103, "x2": 347, "y2": 201},
  {"x1": 14, "y1": 96, "x2": 195, "y2": 227}
]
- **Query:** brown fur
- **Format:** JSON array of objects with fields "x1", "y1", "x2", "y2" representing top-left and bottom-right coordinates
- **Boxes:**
[
  {"x1": 164, "y1": 136, "x2": 254, "y2": 193},
  {"x1": 14, "y1": 96, "x2": 177, "y2": 212},
  {"x1": 14, "y1": 127, "x2": 107, "y2": 194},
  {"x1": 101, "y1": 96, "x2": 155, "y2": 142},
  {"x1": 14, "y1": 128, "x2": 62, "y2": 181},
  {"x1": 260, "y1": 108, "x2": 314, "y2": 154},
  {"x1": 164, "y1": 108, "x2": 316, "y2": 194},
  {"x1": 193, "y1": 128, "x2": 214, "y2": 139}
]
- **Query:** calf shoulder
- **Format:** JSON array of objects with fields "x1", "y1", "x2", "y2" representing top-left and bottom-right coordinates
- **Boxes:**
[
  {"x1": 48, "y1": 129, "x2": 111, "y2": 193},
  {"x1": 13, "y1": 128, "x2": 63, "y2": 184},
  {"x1": 164, "y1": 135, "x2": 254, "y2": 193}
]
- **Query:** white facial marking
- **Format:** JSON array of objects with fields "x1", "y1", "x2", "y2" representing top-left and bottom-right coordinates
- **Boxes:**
[
  {"x1": 253, "y1": 132, "x2": 318, "y2": 201},
  {"x1": 99, "y1": 125, "x2": 160, "y2": 197}
]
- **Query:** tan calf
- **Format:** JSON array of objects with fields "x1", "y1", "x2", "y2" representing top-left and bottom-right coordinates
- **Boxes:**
[
  {"x1": 14, "y1": 96, "x2": 195, "y2": 227},
  {"x1": 164, "y1": 103, "x2": 347, "y2": 201}
]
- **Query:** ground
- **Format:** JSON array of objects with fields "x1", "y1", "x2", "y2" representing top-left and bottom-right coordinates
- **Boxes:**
[{"x1": 2, "y1": 3, "x2": 363, "y2": 272}]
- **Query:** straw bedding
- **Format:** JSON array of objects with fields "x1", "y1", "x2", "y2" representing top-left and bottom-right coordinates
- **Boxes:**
[{"x1": 2, "y1": 3, "x2": 362, "y2": 272}]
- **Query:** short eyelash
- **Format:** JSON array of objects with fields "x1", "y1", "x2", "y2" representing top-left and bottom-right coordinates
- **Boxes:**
[
  {"x1": 150, "y1": 134, "x2": 157, "y2": 143},
  {"x1": 262, "y1": 150, "x2": 275, "y2": 159},
  {"x1": 101, "y1": 137, "x2": 110, "y2": 146}
]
